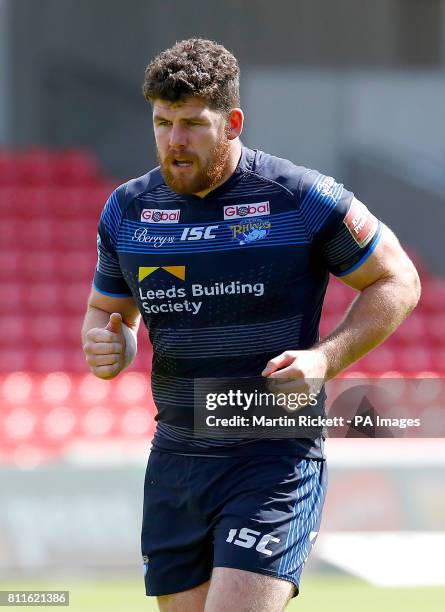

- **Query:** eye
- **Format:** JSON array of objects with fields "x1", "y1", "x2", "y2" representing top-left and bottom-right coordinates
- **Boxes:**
[{"x1": 156, "y1": 120, "x2": 172, "y2": 127}]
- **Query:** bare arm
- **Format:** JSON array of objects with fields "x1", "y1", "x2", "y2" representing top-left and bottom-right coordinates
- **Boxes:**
[
  {"x1": 262, "y1": 225, "x2": 421, "y2": 385},
  {"x1": 81, "y1": 288, "x2": 142, "y2": 379},
  {"x1": 314, "y1": 225, "x2": 421, "y2": 379}
]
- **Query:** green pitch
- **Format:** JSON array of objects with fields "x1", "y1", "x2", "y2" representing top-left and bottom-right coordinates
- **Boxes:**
[{"x1": 1, "y1": 575, "x2": 444, "y2": 611}]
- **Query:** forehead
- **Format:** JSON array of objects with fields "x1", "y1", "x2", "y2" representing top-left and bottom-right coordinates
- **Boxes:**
[{"x1": 153, "y1": 97, "x2": 220, "y2": 119}]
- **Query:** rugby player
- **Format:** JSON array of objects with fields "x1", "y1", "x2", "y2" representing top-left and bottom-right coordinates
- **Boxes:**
[{"x1": 81, "y1": 39, "x2": 421, "y2": 612}]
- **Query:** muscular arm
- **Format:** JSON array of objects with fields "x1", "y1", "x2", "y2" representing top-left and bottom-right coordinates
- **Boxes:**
[
  {"x1": 262, "y1": 225, "x2": 421, "y2": 384},
  {"x1": 314, "y1": 225, "x2": 421, "y2": 379},
  {"x1": 81, "y1": 288, "x2": 142, "y2": 379}
]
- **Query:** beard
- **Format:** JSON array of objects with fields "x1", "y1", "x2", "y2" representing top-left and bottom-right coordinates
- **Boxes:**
[{"x1": 158, "y1": 130, "x2": 231, "y2": 195}]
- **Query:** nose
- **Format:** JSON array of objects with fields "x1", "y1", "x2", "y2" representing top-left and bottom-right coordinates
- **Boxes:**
[{"x1": 169, "y1": 123, "x2": 187, "y2": 148}]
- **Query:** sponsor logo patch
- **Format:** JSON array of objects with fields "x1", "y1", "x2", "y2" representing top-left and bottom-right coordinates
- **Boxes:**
[
  {"x1": 180, "y1": 226, "x2": 219, "y2": 241},
  {"x1": 132, "y1": 228, "x2": 175, "y2": 247},
  {"x1": 344, "y1": 197, "x2": 379, "y2": 248},
  {"x1": 138, "y1": 266, "x2": 186, "y2": 282},
  {"x1": 223, "y1": 202, "x2": 270, "y2": 220},
  {"x1": 226, "y1": 528, "x2": 280, "y2": 556},
  {"x1": 317, "y1": 175, "x2": 337, "y2": 198},
  {"x1": 229, "y1": 219, "x2": 271, "y2": 245},
  {"x1": 141, "y1": 208, "x2": 181, "y2": 223},
  {"x1": 137, "y1": 278, "x2": 264, "y2": 317}
]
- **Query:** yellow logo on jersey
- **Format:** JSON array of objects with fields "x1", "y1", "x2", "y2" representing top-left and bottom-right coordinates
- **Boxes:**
[{"x1": 138, "y1": 266, "x2": 186, "y2": 282}]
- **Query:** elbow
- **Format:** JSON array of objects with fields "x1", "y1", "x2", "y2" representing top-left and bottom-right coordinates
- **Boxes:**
[
  {"x1": 403, "y1": 261, "x2": 422, "y2": 313},
  {"x1": 413, "y1": 268, "x2": 422, "y2": 307}
]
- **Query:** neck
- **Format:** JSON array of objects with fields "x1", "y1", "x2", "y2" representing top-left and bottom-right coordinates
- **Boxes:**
[{"x1": 194, "y1": 139, "x2": 242, "y2": 198}]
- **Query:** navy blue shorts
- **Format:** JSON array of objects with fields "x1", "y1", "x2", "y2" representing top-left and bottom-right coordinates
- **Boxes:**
[{"x1": 141, "y1": 451, "x2": 327, "y2": 597}]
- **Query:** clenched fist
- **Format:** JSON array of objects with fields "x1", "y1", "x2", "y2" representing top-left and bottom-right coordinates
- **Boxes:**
[
  {"x1": 261, "y1": 348, "x2": 329, "y2": 399},
  {"x1": 83, "y1": 312, "x2": 127, "y2": 379}
]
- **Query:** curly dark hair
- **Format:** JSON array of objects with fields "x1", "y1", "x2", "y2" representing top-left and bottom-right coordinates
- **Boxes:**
[{"x1": 142, "y1": 38, "x2": 240, "y2": 113}]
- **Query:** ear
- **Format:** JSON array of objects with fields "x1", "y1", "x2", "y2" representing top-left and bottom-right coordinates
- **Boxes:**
[{"x1": 227, "y1": 108, "x2": 244, "y2": 140}]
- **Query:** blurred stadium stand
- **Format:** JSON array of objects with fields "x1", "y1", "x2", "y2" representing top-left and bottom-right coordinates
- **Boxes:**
[{"x1": 0, "y1": 147, "x2": 156, "y2": 465}]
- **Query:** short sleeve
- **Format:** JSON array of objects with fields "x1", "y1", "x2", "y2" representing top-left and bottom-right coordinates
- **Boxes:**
[
  {"x1": 299, "y1": 170, "x2": 382, "y2": 276},
  {"x1": 93, "y1": 187, "x2": 133, "y2": 297}
]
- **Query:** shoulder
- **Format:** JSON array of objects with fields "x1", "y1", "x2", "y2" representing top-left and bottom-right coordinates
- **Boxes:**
[
  {"x1": 248, "y1": 148, "x2": 314, "y2": 199},
  {"x1": 98, "y1": 167, "x2": 164, "y2": 236},
  {"x1": 248, "y1": 148, "x2": 344, "y2": 206},
  {"x1": 116, "y1": 166, "x2": 164, "y2": 211}
]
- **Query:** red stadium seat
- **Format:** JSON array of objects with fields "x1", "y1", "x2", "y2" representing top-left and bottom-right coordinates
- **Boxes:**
[
  {"x1": 57, "y1": 251, "x2": 96, "y2": 281},
  {"x1": 397, "y1": 347, "x2": 433, "y2": 373},
  {"x1": 0, "y1": 316, "x2": 26, "y2": 346},
  {"x1": 421, "y1": 278, "x2": 445, "y2": 314},
  {"x1": 60, "y1": 281, "x2": 92, "y2": 314},
  {"x1": 62, "y1": 315, "x2": 84, "y2": 347},
  {"x1": 391, "y1": 313, "x2": 427, "y2": 345},
  {"x1": 20, "y1": 219, "x2": 55, "y2": 249},
  {"x1": 38, "y1": 371, "x2": 73, "y2": 403},
  {"x1": 425, "y1": 314, "x2": 445, "y2": 347},
  {"x1": 77, "y1": 372, "x2": 112, "y2": 402},
  {"x1": 0, "y1": 187, "x2": 58, "y2": 219},
  {"x1": 2, "y1": 406, "x2": 37, "y2": 441},
  {"x1": 31, "y1": 349, "x2": 68, "y2": 372},
  {"x1": 430, "y1": 348, "x2": 445, "y2": 373},
  {"x1": 61, "y1": 186, "x2": 113, "y2": 218},
  {"x1": 46, "y1": 187, "x2": 88, "y2": 218},
  {"x1": 20, "y1": 151, "x2": 59, "y2": 186},
  {"x1": 0, "y1": 152, "x2": 20, "y2": 184},
  {"x1": 0, "y1": 218, "x2": 19, "y2": 248},
  {"x1": 0, "y1": 251, "x2": 21, "y2": 280},
  {"x1": 403, "y1": 246, "x2": 431, "y2": 281},
  {"x1": 319, "y1": 313, "x2": 342, "y2": 338},
  {"x1": 0, "y1": 350, "x2": 29, "y2": 372},
  {"x1": 84, "y1": 186, "x2": 111, "y2": 217},
  {"x1": 21, "y1": 251, "x2": 57, "y2": 280},
  {"x1": 133, "y1": 343, "x2": 154, "y2": 372},
  {"x1": 65, "y1": 348, "x2": 90, "y2": 373},
  {"x1": 0, "y1": 187, "x2": 17, "y2": 215},
  {"x1": 115, "y1": 372, "x2": 150, "y2": 403},
  {"x1": 39, "y1": 187, "x2": 108, "y2": 219},
  {"x1": 119, "y1": 406, "x2": 152, "y2": 436},
  {"x1": 42, "y1": 405, "x2": 77, "y2": 441},
  {"x1": 56, "y1": 149, "x2": 102, "y2": 186},
  {"x1": 0, "y1": 283, "x2": 23, "y2": 313},
  {"x1": 355, "y1": 346, "x2": 397, "y2": 373},
  {"x1": 51, "y1": 220, "x2": 96, "y2": 250},
  {"x1": 1, "y1": 372, "x2": 34, "y2": 403},
  {"x1": 323, "y1": 279, "x2": 355, "y2": 315},
  {"x1": 81, "y1": 405, "x2": 116, "y2": 437},
  {"x1": 22, "y1": 283, "x2": 62, "y2": 313},
  {"x1": 28, "y1": 316, "x2": 64, "y2": 347}
]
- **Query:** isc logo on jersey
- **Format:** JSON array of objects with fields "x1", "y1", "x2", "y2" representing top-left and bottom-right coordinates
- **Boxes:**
[
  {"x1": 141, "y1": 208, "x2": 181, "y2": 223},
  {"x1": 223, "y1": 202, "x2": 270, "y2": 220},
  {"x1": 180, "y1": 226, "x2": 218, "y2": 241}
]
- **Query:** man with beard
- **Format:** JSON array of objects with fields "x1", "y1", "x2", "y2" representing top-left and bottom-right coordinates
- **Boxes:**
[{"x1": 81, "y1": 39, "x2": 420, "y2": 611}]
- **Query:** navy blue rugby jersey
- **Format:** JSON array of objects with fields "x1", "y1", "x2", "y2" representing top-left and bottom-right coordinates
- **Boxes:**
[{"x1": 92, "y1": 146, "x2": 382, "y2": 458}]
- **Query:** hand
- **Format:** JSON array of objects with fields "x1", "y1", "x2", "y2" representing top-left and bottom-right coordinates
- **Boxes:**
[
  {"x1": 261, "y1": 349, "x2": 328, "y2": 400},
  {"x1": 83, "y1": 313, "x2": 127, "y2": 379}
]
